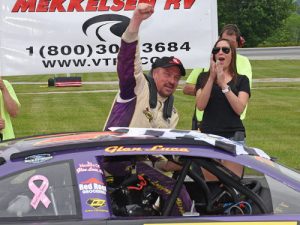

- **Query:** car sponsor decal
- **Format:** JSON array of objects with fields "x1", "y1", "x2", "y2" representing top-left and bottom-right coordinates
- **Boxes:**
[
  {"x1": 86, "y1": 198, "x2": 106, "y2": 208},
  {"x1": 28, "y1": 175, "x2": 51, "y2": 209},
  {"x1": 79, "y1": 178, "x2": 107, "y2": 195},
  {"x1": 144, "y1": 222, "x2": 297, "y2": 225},
  {"x1": 85, "y1": 198, "x2": 108, "y2": 213},
  {"x1": 24, "y1": 153, "x2": 53, "y2": 164},
  {"x1": 105, "y1": 145, "x2": 189, "y2": 154},
  {"x1": 76, "y1": 161, "x2": 104, "y2": 174},
  {"x1": 109, "y1": 127, "x2": 270, "y2": 159}
]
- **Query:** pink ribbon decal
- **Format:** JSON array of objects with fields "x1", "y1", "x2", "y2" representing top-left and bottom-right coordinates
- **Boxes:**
[{"x1": 28, "y1": 175, "x2": 51, "y2": 209}]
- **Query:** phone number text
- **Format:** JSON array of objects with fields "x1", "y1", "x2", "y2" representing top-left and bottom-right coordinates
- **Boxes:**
[{"x1": 26, "y1": 42, "x2": 191, "y2": 58}]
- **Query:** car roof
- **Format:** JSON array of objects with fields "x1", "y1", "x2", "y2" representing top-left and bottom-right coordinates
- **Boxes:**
[
  {"x1": 1, "y1": 128, "x2": 300, "y2": 192},
  {"x1": 0, "y1": 127, "x2": 270, "y2": 164}
]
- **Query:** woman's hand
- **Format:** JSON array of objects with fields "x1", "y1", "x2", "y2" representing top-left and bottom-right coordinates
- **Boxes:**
[
  {"x1": 216, "y1": 60, "x2": 226, "y2": 88},
  {"x1": 209, "y1": 54, "x2": 217, "y2": 81}
]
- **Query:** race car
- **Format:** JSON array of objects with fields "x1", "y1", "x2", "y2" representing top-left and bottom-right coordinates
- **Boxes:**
[{"x1": 0, "y1": 127, "x2": 300, "y2": 225}]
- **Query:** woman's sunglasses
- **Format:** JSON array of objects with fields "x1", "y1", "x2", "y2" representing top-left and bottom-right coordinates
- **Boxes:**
[{"x1": 212, "y1": 47, "x2": 231, "y2": 54}]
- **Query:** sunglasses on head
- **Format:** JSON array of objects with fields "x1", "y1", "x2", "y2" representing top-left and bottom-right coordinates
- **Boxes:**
[{"x1": 212, "y1": 47, "x2": 231, "y2": 54}]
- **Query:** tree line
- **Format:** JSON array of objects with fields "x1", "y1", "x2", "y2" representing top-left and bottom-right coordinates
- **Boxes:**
[{"x1": 218, "y1": 0, "x2": 300, "y2": 47}]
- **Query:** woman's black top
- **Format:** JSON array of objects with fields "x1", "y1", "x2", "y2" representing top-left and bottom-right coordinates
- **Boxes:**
[{"x1": 196, "y1": 72, "x2": 251, "y2": 138}]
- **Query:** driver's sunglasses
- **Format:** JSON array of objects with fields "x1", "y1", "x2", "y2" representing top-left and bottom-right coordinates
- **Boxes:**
[{"x1": 212, "y1": 47, "x2": 231, "y2": 54}]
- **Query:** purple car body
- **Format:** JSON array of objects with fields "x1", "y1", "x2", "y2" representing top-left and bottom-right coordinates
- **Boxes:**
[{"x1": 0, "y1": 128, "x2": 300, "y2": 224}]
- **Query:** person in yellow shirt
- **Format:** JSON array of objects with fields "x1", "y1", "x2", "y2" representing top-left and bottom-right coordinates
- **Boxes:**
[
  {"x1": 0, "y1": 79, "x2": 20, "y2": 141},
  {"x1": 183, "y1": 24, "x2": 252, "y2": 130}
]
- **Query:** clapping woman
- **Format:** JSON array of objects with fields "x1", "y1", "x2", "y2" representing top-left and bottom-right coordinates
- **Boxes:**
[{"x1": 195, "y1": 38, "x2": 251, "y2": 177}]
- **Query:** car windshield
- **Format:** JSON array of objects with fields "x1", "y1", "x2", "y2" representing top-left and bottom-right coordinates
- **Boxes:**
[{"x1": 266, "y1": 174, "x2": 300, "y2": 214}]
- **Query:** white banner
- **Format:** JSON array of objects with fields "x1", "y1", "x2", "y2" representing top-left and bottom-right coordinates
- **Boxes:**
[{"x1": 0, "y1": 0, "x2": 218, "y2": 76}]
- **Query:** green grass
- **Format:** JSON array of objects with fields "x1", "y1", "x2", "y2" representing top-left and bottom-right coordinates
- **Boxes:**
[
  {"x1": 251, "y1": 60, "x2": 300, "y2": 78},
  {"x1": 14, "y1": 91, "x2": 116, "y2": 136},
  {"x1": 14, "y1": 83, "x2": 118, "y2": 93},
  {"x1": 7, "y1": 72, "x2": 119, "y2": 82},
  {"x1": 244, "y1": 84, "x2": 300, "y2": 168},
  {"x1": 7, "y1": 60, "x2": 300, "y2": 169}
]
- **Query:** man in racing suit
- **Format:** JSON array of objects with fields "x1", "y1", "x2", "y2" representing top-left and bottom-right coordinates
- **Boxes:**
[{"x1": 104, "y1": 3, "x2": 186, "y2": 131}]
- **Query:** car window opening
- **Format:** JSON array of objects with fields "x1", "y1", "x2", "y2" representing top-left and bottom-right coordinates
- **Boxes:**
[{"x1": 102, "y1": 155, "x2": 274, "y2": 217}]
